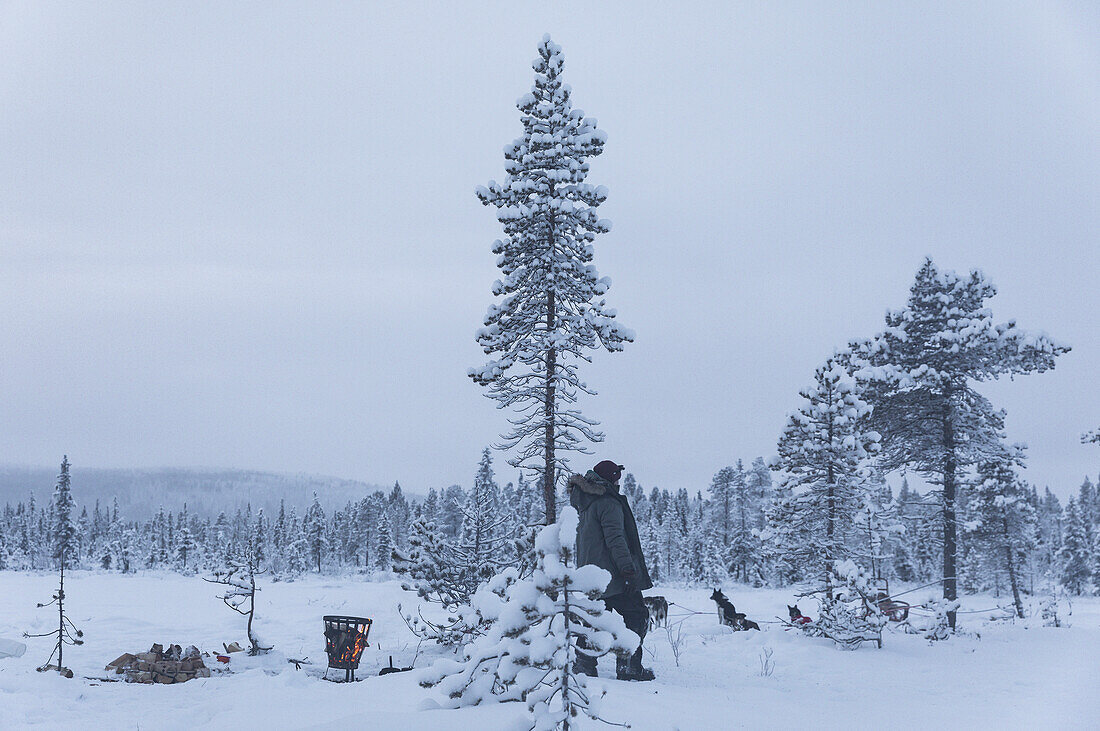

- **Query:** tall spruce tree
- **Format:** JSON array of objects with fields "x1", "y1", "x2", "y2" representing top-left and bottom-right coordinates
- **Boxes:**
[
  {"x1": 470, "y1": 35, "x2": 633, "y2": 524},
  {"x1": 850, "y1": 258, "x2": 1068, "y2": 627}
]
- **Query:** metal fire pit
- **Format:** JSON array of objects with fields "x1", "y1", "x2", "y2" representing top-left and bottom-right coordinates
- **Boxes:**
[{"x1": 323, "y1": 615, "x2": 372, "y2": 682}]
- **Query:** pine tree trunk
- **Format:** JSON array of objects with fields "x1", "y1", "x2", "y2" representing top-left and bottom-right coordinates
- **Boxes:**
[
  {"x1": 1003, "y1": 517, "x2": 1024, "y2": 618},
  {"x1": 543, "y1": 287, "x2": 557, "y2": 525},
  {"x1": 247, "y1": 570, "x2": 257, "y2": 653},
  {"x1": 562, "y1": 581, "x2": 572, "y2": 730},
  {"x1": 942, "y1": 398, "x2": 958, "y2": 630},
  {"x1": 825, "y1": 400, "x2": 836, "y2": 601},
  {"x1": 57, "y1": 560, "x2": 64, "y2": 672}
]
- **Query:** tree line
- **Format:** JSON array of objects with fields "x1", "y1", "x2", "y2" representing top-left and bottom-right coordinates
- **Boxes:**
[{"x1": 3, "y1": 449, "x2": 1098, "y2": 604}]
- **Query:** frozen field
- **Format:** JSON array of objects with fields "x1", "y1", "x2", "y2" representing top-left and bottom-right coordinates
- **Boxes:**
[{"x1": 1, "y1": 571, "x2": 1097, "y2": 730}]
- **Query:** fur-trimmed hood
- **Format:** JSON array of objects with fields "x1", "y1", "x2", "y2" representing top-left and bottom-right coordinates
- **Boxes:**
[{"x1": 568, "y1": 471, "x2": 615, "y2": 496}]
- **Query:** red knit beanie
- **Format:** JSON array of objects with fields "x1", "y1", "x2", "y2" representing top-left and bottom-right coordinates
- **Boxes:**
[{"x1": 594, "y1": 460, "x2": 625, "y2": 484}]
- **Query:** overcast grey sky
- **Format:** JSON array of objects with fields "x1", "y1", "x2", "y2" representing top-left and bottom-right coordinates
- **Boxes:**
[{"x1": 2, "y1": 1, "x2": 1097, "y2": 500}]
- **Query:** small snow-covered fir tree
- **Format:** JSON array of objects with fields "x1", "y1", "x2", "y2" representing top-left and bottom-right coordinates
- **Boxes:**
[
  {"x1": 471, "y1": 35, "x2": 633, "y2": 524},
  {"x1": 420, "y1": 506, "x2": 637, "y2": 730}
]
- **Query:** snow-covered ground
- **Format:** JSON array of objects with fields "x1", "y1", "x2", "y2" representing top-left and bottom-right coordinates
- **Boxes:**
[{"x1": 1, "y1": 572, "x2": 1097, "y2": 730}]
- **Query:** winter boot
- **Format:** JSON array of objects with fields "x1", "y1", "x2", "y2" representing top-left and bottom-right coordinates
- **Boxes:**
[
  {"x1": 573, "y1": 653, "x2": 598, "y2": 678},
  {"x1": 615, "y1": 652, "x2": 655, "y2": 682}
]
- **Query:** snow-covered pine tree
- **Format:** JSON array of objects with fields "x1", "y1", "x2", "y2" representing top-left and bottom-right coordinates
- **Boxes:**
[
  {"x1": 657, "y1": 499, "x2": 683, "y2": 581},
  {"x1": 396, "y1": 517, "x2": 466, "y2": 608},
  {"x1": 51, "y1": 457, "x2": 78, "y2": 570},
  {"x1": 708, "y1": 466, "x2": 738, "y2": 576},
  {"x1": 1092, "y1": 529, "x2": 1100, "y2": 598},
  {"x1": 421, "y1": 488, "x2": 441, "y2": 526},
  {"x1": 304, "y1": 492, "x2": 326, "y2": 573},
  {"x1": 728, "y1": 460, "x2": 761, "y2": 583},
  {"x1": 850, "y1": 472, "x2": 904, "y2": 583},
  {"x1": 849, "y1": 258, "x2": 1068, "y2": 627},
  {"x1": 420, "y1": 506, "x2": 638, "y2": 730},
  {"x1": 747, "y1": 457, "x2": 773, "y2": 533},
  {"x1": 964, "y1": 459, "x2": 1038, "y2": 616},
  {"x1": 470, "y1": 35, "x2": 633, "y2": 524},
  {"x1": 388, "y1": 481, "x2": 411, "y2": 550},
  {"x1": 439, "y1": 485, "x2": 466, "y2": 539},
  {"x1": 374, "y1": 510, "x2": 394, "y2": 571},
  {"x1": 451, "y1": 449, "x2": 512, "y2": 592},
  {"x1": 175, "y1": 504, "x2": 197, "y2": 571},
  {"x1": 768, "y1": 358, "x2": 880, "y2": 598},
  {"x1": 1059, "y1": 498, "x2": 1092, "y2": 595}
]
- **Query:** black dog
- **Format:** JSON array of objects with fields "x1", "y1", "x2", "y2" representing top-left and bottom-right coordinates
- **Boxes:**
[
  {"x1": 643, "y1": 595, "x2": 669, "y2": 630},
  {"x1": 710, "y1": 588, "x2": 760, "y2": 631},
  {"x1": 788, "y1": 604, "x2": 813, "y2": 626}
]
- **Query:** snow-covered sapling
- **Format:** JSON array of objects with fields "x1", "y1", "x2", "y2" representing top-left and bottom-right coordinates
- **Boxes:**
[
  {"x1": 920, "y1": 598, "x2": 962, "y2": 642},
  {"x1": 420, "y1": 507, "x2": 638, "y2": 730},
  {"x1": 204, "y1": 543, "x2": 272, "y2": 655},
  {"x1": 794, "y1": 561, "x2": 886, "y2": 650},
  {"x1": 758, "y1": 646, "x2": 775, "y2": 677},
  {"x1": 25, "y1": 456, "x2": 84, "y2": 677},
  {"x1": 665, "y1": 619, "x2": 687, "y2": 668}
]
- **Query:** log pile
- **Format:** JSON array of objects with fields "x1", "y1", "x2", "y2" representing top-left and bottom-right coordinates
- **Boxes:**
[{"x1": 106, "y1": 643, "x2": 213, "y2": 684}]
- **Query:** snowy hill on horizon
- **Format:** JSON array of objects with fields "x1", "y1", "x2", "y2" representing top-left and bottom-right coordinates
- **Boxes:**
[{"x1": 0, "y1": 465, "x2": 416, "y2": 519}]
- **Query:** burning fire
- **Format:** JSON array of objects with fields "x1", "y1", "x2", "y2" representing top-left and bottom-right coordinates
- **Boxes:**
[
  {"x1": 327, "y1": 629, "x2": 367, "y2": 666},
  {"x1": 323, "y1": 616, "x2": 372, "y2": 672}
]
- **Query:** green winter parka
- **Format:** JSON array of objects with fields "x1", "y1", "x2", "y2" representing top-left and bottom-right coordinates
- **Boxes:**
[{"x1": 568, "y1": 471, "x2": 653, "y2": 598}]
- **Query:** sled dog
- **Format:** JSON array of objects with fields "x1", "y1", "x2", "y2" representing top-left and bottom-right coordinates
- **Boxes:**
[
  {"x1": 788, "y1": 604, "x2": 813, "y2": 625},
  {"x1": 643, "y1": 595, "x2": 669, "y2": 630},
  {"x1": 710, "y1": 588, "x2": 760, "y2": 631}
]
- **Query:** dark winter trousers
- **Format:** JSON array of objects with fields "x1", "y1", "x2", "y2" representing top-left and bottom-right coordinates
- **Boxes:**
[
  {"x1": 575, "y1": 589, "x2": 648, "y2": 673},
  {"x1": 604, "y1": 589, "x2": 649, "y2": 668}
]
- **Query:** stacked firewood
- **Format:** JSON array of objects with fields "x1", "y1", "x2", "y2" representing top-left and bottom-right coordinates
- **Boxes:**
[{"x1": 105, "y1": 643, "x2": 213, "y2": 684}]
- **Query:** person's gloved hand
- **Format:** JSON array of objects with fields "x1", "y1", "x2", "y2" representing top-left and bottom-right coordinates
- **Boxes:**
[{"x1": 622, "y1": 570, "x2": 637, "y2": 594}]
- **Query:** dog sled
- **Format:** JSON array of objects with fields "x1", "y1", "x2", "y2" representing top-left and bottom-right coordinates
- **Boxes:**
[{"x1": 862, "y1": 578, "x2": 909, "y2": 622}]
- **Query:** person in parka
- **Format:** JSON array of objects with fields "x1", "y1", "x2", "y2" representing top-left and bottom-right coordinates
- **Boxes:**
[{"x1": 569, "y1": 460, "x2": 655, "y2": 681}]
